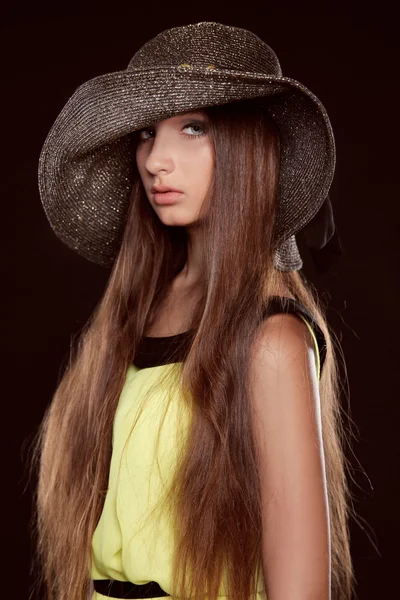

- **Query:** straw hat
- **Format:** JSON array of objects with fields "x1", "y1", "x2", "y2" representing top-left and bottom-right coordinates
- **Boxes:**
[{"x1": 38, "y1": 21, "x2": 338, "y2": 271}]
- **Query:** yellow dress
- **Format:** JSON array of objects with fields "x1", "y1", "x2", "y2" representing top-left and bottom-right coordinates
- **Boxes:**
[{"x1": 90, "y1": 298, "x2": 325, "y2": 600}]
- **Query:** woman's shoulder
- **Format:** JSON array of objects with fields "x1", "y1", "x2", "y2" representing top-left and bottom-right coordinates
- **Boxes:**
[{"x1": 260, "y1": 295, "x2": 327, "y2": 376}]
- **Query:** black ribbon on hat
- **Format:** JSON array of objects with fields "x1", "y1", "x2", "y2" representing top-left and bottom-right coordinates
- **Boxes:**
[{"x1": 297, "y1": 195, "x2": 344, "y2": 273}]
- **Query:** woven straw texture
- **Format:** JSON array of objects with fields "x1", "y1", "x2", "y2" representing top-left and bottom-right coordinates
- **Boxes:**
[{"x1": 38, "y1": 21, "x2": 336, "y2": 271}]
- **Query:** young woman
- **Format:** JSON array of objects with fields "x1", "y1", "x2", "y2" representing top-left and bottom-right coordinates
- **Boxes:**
[{"x1": 30, "y1": 22, "x2": 356, "y2": 600}]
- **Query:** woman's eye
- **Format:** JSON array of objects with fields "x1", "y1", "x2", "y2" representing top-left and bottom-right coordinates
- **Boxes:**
[
  {"x1": 183, "y1": 124, "x2": 206, "y2": 137},
  {"x1": 138, "y1": 129, "x2": 153, "y2": 141},
  {"x1": 138, "y1": 123, "x2": 206, "y2": 141}
]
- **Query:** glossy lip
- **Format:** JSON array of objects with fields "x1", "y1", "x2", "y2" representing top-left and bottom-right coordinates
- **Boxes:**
[
  {"x1": 151, "y1": 184, "x2": 183, "y2": 193},
  {"x1": 154, "y1": 191, "x2": 183, "y2": 204}
]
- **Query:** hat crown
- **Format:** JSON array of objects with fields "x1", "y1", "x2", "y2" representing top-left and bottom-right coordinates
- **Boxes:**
[{"x1": 128, "y1": 21, "x2": 282, "y2": 77}]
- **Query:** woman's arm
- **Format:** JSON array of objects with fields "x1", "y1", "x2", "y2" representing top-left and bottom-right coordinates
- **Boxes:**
[{"x1": 249, "y1": 313, "x2": 331, "y2": 600}]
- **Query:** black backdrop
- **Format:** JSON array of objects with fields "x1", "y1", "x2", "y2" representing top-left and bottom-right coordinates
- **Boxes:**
[{"x1": 3, "y1": 3, "x2": 398, "y2": 599}]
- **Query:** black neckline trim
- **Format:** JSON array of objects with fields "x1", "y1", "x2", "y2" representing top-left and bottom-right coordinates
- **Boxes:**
[
  {"x1": 142, "y1": 329, "x2": 194, "y2": 341},
  {"x1": 133, "y1": 296, "x2": 327, "y2": 373}
]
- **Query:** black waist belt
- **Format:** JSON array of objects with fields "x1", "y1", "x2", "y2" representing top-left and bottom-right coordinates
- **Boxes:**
[{"x1": 92, "y1": 579, "x2": 170, "y2": 598}]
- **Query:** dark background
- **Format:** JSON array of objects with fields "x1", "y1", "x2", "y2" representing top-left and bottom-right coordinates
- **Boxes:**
[{"x1": 3, "y1": 3, "x2": 398, "y2": 599}]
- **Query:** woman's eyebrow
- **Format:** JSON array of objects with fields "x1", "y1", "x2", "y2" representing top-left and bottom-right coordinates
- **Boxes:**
[
  {"x1": 146, "y1": 113, "x2": 208, "y2": 128},
  {"x1": 179, "y1": 112, "x2": 208, "y2": 119}
]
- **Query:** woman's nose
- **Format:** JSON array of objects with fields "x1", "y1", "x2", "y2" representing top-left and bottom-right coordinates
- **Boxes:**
[{"x1": 145, "y1": 132, "x2": 175, "y2": 173}]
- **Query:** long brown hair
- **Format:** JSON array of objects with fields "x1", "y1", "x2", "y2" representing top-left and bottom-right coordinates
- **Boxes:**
[{"x1": 28, "y1": 99, "x2": 358, "y2": 600}]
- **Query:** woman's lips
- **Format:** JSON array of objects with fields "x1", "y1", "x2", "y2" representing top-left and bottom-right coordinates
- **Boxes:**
[{"x1": 153, "y1": 191, "x2": 183, "y2": 204}]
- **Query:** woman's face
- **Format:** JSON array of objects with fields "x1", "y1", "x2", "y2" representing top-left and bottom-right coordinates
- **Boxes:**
[{"x1": 136, "y1": 110, "x2": 214, "y2": 225}]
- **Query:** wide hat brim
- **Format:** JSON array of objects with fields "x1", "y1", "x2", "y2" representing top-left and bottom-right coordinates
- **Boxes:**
[{"x1": 38, "y1": 64, "x2": 336, "y2": 267}]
